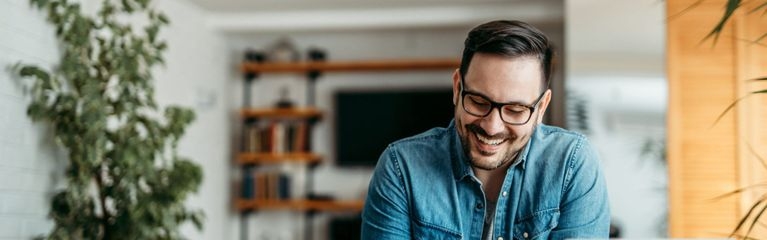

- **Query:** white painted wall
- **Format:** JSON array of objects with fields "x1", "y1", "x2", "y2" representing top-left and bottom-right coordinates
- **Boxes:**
[
  {"x1": 566, "y1": 0, "x2": 667, "y2": 237},
  {"x1": 0, "y1": 0, "x2": 64, "y2": 238},
  {"x1": 147, "y1": 1, "x2": 230, "y2": 239},
  {"x1": 0, "y1": 0, "x2": 230, "y2": 239}
]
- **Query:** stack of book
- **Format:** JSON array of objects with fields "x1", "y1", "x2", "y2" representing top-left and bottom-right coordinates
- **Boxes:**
[
  {"x1": 241, "y1": 171, "x2": 291, "y2": 200},
  {"x1": 245, "y1": 120, "x2": 309, "y2": 153}
]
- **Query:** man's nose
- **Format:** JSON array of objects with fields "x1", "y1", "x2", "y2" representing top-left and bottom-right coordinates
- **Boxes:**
[{"x1": 479, "y1": 107, "x2": 506, "y2": 137}]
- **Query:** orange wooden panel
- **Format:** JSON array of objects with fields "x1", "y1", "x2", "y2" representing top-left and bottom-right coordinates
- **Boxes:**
[
  {"x1": 668, "y1": 0, "x2": 739, "y2": 237},
  {"x1": 669, "y1": 0, "x2": 767, "y2": 237}
]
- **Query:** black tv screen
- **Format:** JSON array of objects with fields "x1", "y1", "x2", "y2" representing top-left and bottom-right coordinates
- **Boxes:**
[{"x1": 334, "y1": 88, "x2": 455, "y2": 167}]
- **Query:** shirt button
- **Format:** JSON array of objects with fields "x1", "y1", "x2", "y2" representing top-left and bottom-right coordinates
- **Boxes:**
[
  {"x1": 476, "y1": 203, "x2": 484, "y2": 209},
  {"x1": 497, "y1": 237, "x2": 503, "y2": 240},
  {"x1": 502, "y1": 191, "x2": 508, "y2": 197},
  {"x1": 523, "y1": 232, "x2": 529, "y2": 238}
]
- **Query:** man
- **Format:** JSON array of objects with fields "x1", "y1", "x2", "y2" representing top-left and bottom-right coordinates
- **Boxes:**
[{"x1": 361, "y1": 20, "x2": 610, "y2": 239}]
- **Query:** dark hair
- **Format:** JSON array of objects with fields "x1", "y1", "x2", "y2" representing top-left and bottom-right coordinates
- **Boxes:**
[{"x1": 459, "y1": 20, "x2": 554, "y2": 90}]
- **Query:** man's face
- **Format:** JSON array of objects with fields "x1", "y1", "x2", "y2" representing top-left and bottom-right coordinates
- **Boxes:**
[{"x1": 452, "y1": 53, "x2": 551, "y2": 171}]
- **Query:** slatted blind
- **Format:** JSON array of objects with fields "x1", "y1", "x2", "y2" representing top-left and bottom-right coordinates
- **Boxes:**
[{"x1": 668, "y1": 0, "x2": 767, "y2": 237}]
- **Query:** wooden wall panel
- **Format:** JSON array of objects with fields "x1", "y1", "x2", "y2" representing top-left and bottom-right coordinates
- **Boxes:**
[{"x1": 668, "y1": 0, "x2": 767, "y2": 237}]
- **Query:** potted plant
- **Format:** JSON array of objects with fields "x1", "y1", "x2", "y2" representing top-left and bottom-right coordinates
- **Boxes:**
[{"x1": 14, "y1": 0, "x2": 203, "y2": 239}]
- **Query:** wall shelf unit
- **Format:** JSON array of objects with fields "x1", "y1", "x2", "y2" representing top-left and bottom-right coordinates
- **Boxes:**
[
  {"x1": 236, "y1": 57, "x2": 460, "y2": 240},
  {"x1": 241, "y1": 107, "x2": 323, "y2": 119},
  {"x1": 235, "y1": 199, "x2": 365, "y2": 212},
  {"x1": 237, "y1": 153, "x2": 322, "y2": 165},
  {"x1": 240, "y1": 58, "x2": 460, "y2": 73}
]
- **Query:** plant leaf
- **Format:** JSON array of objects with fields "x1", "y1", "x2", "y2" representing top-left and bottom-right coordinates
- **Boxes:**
[
  {"x1": 19, "y1": 66, "x2": 50, "y2": 81},
  {"x1": 668, "y1": 0, "x2": 706, "y2": 20},
  {"x1": 712, "y1": 89, "x2": 767, "y2": 127},
  {"x1": 712, "y1": 95, "x2": 747, "y2": 127},
  {"x1": 751, "y1": 32, "x2": 767, "y2": 44},
  {"x1": 730, "y1": 196, "x2": 767, "y2": 237},
  {"x1": 710, "y1": 183, "x2": 767, "y2": 200},
  {"x1": 749, "y1": 76, "x2": 767, "y2": 81},
  {"x1": 703, "y1": 0, "x2": 742, "y2": 45},
  {"x1": 745, "y1": 201, "x2": 767, "y2": 239},
  {"x1": 748, "y1": 1, "x2": 767, "y2": 14},
  {"x1": 728, "y1": 232, "x2": 763, "y2": 240},
  {"x1": 745, "y1": 143, "x2": 767, "y2": 171}
]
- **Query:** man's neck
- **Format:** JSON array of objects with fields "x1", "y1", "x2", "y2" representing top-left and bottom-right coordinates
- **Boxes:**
[{"x1": 472, "y1": 153, "x2": 517, "y2": 201}]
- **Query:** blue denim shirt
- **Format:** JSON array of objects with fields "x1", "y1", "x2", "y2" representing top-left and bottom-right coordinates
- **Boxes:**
[{"x1": 361, "y1": 120, "x2": 610, "y2": 239}]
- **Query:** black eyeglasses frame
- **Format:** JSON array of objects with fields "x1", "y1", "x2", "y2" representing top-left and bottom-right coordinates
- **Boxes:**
[{"x1": 459, "y1": 79, "x2": 546, "y2": 125}]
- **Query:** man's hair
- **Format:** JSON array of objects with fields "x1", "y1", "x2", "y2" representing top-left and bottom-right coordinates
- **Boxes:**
[{"x1": 459, "y1": 20, "x2": 554, "y2": 90}]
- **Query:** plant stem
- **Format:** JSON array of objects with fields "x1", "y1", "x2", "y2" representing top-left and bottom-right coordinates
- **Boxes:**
[{"x1": 93, "y1": 164, "x2": 110, "y2": 240}]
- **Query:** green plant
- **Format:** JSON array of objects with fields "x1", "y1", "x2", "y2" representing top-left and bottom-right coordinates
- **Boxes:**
[
  {"x1": 693, "y1": 0, "x2": 767, "y2": 238},
  {"x1": 14, "y1": 0, "x2": 203, "y2": 239},
  {"x1": 705, "y1": 0, "x2": 767, "y2": 124}
]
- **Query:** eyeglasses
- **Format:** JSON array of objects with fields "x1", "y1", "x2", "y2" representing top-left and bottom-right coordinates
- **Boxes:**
[{"x1": 460, "y1": 80, "x2": 546, "y2": 125}]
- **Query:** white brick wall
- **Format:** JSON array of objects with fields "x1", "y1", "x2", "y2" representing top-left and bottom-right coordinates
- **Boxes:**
[{"x1": 0, "y1": 0, "x2": 63, "y2": 239}]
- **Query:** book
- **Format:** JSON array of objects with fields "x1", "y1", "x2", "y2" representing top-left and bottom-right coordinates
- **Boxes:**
[
  {"x1": 242, "y1": 169, "x2": 254, "y2": 199},
  {"x1": 278, "y1": 173, "x2": 291, "y2": 200}
]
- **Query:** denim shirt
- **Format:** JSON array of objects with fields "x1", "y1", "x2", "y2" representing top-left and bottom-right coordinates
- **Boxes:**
[{"x1": 361, "y1": 120, "x2": 610, "y2": 240}]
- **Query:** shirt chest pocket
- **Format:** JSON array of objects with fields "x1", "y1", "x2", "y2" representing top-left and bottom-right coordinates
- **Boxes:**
[
  {"x1": 513, "y1": 208, "x2": 559, "y2": 240},
  {"x1": 412, "y1": 218, "x2": 462, "y2": 240}
]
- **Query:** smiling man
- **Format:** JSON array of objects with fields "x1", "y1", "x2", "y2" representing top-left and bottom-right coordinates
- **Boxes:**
[{"x1": 361, "y1": 20, "x2": 610, "y2": 239}]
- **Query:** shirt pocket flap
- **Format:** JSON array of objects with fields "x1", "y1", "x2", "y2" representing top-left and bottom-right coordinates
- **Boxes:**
[
  {"x1": 513, "y1": 208, "x2": 559, "y2": 239},
  {"x1": 413, "y1": 218, "x2": 462, "y2": 240}
]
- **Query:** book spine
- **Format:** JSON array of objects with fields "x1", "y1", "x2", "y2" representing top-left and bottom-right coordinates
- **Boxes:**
[
  {"x1": 295, "y1": 121, "x2": 307, "y2": 153},
  {"x1": 241, "y1": 169, "x2": 254, "y2": 199},
  {"x1": 255, "y1": 173, "x2": 266, "y2": 200},
  {"x1": 278, "y1": 173, "x2": 291, "y2": 200},
  {"x1": 268, "y1": 172, "x2": 278, "y2": 200}
]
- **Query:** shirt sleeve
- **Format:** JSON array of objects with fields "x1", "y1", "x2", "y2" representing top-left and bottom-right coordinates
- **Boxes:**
[
  {"x1": 550, "y1": 137, "x2": 611, "y2": 238},
  {"x1": 361, "y1": 145, "x2": 411, "y2": 239}
]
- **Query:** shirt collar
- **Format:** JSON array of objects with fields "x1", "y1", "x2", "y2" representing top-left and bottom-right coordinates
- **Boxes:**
[{"x1": 450, "y1": 119, "x2": 536, "y2": 181}]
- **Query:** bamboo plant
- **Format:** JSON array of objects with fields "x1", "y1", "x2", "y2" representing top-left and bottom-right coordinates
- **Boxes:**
[{"x1": 15, "y1": 0, "x2": 203, "y2": 239}]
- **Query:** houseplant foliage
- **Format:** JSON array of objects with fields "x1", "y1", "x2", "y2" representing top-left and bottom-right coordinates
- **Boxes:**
[
  {"x1": 691, "y1": 0, "x2": 767, "y2": 238},
  {"x1": 15, "y1": 0, "x2": 203, "y2": 239}
]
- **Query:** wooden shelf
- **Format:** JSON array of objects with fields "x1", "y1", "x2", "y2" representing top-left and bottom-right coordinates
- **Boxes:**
[
  {"x1": 241, "y1": 58, "x2": 460, "y2": 73},
  {"x1": 236, "y1": 199, "x2": 365, "y2": 212},
  {"x1": 238, "y1": 152, "x2": 322, "y2": 165},
  {"x1": 241, "y1": 108, "x2": 322, "y2": 119}
]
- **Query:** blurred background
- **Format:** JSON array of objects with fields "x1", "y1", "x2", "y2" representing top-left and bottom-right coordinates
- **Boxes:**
[{"x1": 1, "y1": 0, "x2": 676, "y2": 239}]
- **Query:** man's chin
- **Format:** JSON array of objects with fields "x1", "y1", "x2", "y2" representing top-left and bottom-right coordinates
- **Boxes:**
[{"x1": 469, "y1": 155, "x2": 504, "y2": 171}]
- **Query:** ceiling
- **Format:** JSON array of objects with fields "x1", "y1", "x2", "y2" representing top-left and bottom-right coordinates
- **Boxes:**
[
  {"x1": 182, "y1": 0, "x2": 664, "y2": 76},
  {"x1": 184, "y1": 0, "x2": 556, "y2": 12},
  {"x1": 184, "y1": 0, "x2": 563, "y2": 32}
]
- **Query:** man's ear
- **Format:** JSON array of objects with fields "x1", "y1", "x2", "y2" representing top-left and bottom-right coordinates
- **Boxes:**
[
  {"x1": 452, "y1": 69, "x2": 461, "y2": 106},
  {"x1": 536, "y1": 89, "x2": 552, "y2": 124}
]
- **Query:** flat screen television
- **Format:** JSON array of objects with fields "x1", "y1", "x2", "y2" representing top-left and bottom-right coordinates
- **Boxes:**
[{"x1": 334, "y1": 88, "x2": 455, "y2": 167}]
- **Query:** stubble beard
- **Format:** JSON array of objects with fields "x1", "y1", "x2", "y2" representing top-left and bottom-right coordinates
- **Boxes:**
[{"x1": 459, "y1": 121, "x2": 535, "y2": 171}]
